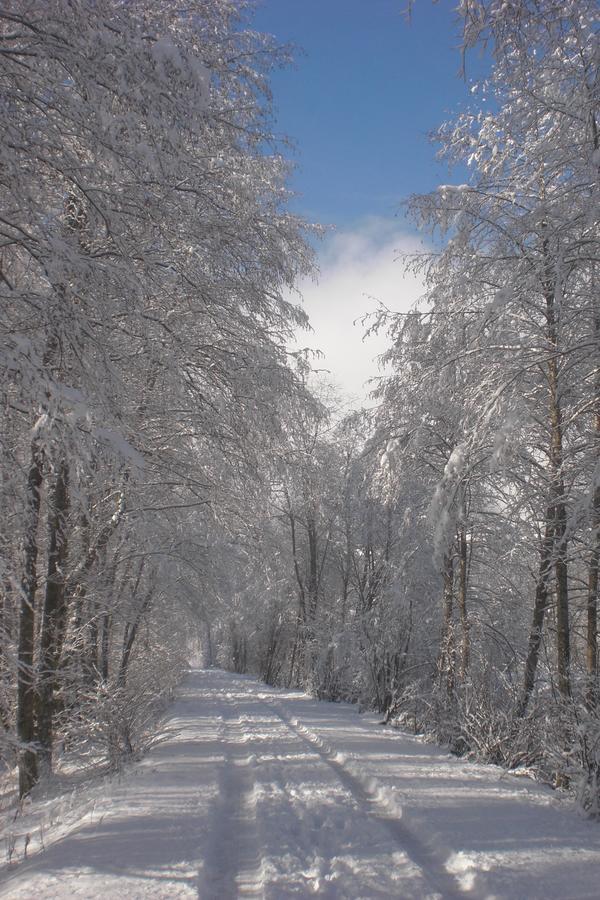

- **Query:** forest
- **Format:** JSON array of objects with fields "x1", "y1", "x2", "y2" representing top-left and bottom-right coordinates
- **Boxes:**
[{"x1": 1, "y1": 0, "x2": 600, "y2": 823}]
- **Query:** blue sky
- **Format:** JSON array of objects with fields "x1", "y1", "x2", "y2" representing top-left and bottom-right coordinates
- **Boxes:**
[
  {"x1": 250, "y1": 1, "x2": 490, "y2": 401},
  {"x1": 253, "y1": 0, "x2": 487, "y2": 228}
]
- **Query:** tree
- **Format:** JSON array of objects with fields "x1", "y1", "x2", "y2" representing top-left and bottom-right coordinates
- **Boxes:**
[{"x1": 1, "y1": 0, "x2": 314, "y2": 795}]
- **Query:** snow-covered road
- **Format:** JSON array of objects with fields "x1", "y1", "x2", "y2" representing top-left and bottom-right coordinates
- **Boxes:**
[{"x1": 1, "y1": 668, "x2": 599, "y2": 899}]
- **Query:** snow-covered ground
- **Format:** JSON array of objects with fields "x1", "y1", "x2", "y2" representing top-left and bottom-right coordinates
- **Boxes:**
[{"x1": 1, "y1": 668, "x2": 599, "y2": 899}]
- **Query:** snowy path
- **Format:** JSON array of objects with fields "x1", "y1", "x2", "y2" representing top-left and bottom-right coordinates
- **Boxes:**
[{"x1": 1, "y1": 669, "x2": 600, "y2": 899}]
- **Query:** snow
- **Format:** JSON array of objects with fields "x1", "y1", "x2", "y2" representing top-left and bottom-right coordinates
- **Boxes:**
[{"x1": 2, "y1": 668, "x2": 600, "y2": 899}]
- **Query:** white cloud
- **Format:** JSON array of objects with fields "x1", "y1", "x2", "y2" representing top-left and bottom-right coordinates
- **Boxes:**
[{"x1": 293, "y1": 217, "x2": 425, "y2": 405}]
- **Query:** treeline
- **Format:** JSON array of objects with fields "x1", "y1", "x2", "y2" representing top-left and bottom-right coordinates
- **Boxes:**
[
  {"x1": 0, "y1": 0, "x2": 313, "y2": 798},
  {"x1": 211, "y1": 0, "x2": 600, "y2": 811}
]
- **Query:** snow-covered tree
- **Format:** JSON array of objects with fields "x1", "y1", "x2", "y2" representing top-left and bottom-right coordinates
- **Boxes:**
[{"x1": 0, "y1": 0, "x2": 314, "y2": 796}]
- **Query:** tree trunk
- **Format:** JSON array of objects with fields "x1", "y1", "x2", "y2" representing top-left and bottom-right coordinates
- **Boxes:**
[
  {"x1": 100, "y1": 612, "x2": 111, "y2": 682},
  {"x1": 439, "y1": 552, "x2": 455, "y2": 696},
  {"x1": 286, "y1": 616, "x2": 300, "y2": 689},
  {"x1": 544, "y1": 256, "x2": 570, "y2": 700},
  {"x1": 554, "y1": 492, "x2": 570, "y2": 700},
  {"x1": 586, "y1": 299, "x2": 600, "y2": 707},
  {"x1": 36, "y1": 459, "x2": 70, "y2": 772},
  {"x1": 0, "y1": 579, "x2": 14, "y2": 730},
  {"x1": 518, "y1": 508, "x2": 554, "y2": 717},
  {"x1": 457, "y1": 526, "x2": 470, "y2": 680},
  {"x1": 98, "y1": 555, "x2": 119, "y2": 683},
  {"x1": 288, "y1": 509, "x2": 306, "y2": 624},
  {"x1": 307, "y1": 514, "x2": 319, "y2": 622},
  {"x1": 204, "y1": 619, "x2": 214, "y2": 667},
  {"x1": 17, "y1": 438, "x2": 44, "y2": 797},
  {"x1": 587, "y1": 512, "x2": 599, "y2": 706}
]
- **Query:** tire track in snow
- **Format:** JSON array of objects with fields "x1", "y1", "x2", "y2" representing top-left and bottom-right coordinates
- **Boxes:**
[
  {"x1": 228, "y1": 682, "x2": 431, "y2": 898},
  {"x1": 245, "y1": 705, "x2": 336, "y2": 897},
  {"x1": 200, "y1": 695, "x2": 264, "y2": 899},
  {"x1": 268, "y1": 700, "x2": 489, "y2": 900}
]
